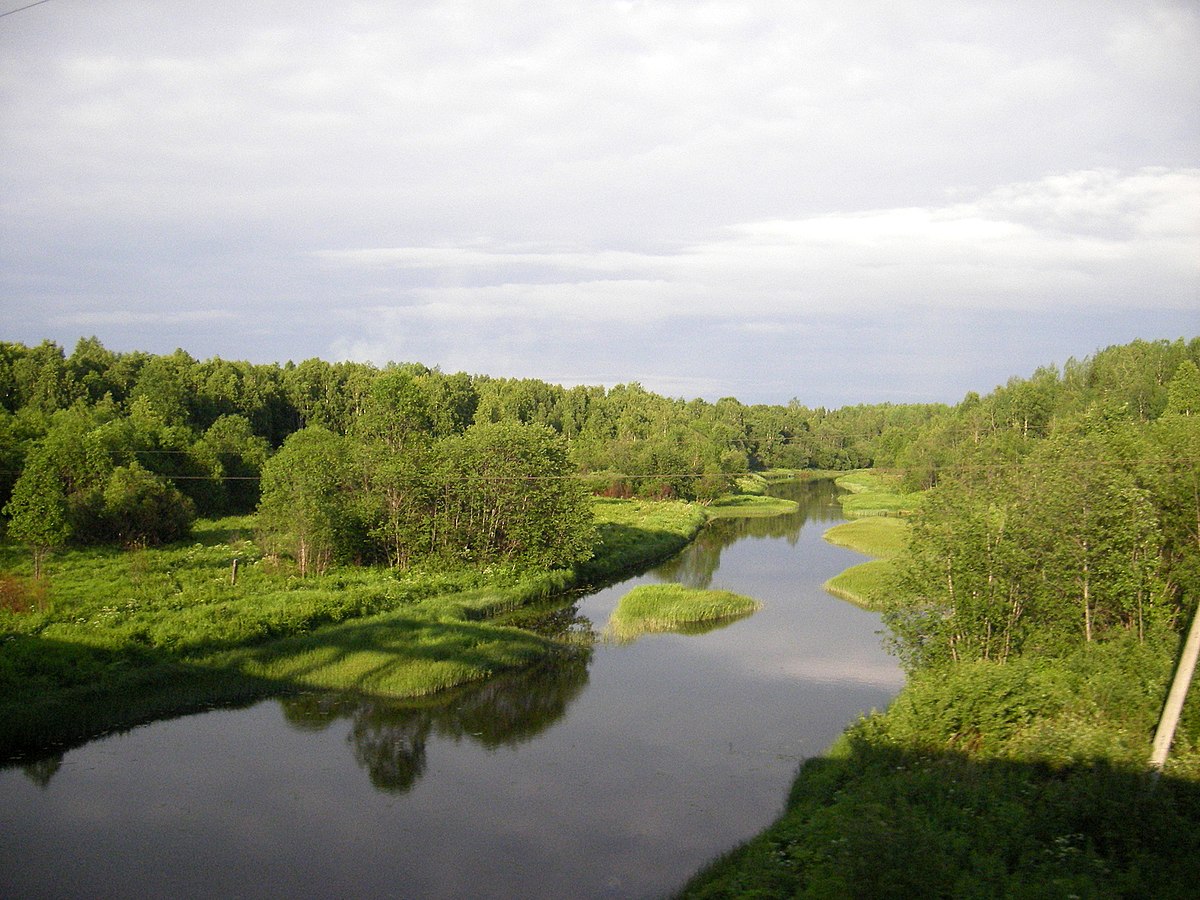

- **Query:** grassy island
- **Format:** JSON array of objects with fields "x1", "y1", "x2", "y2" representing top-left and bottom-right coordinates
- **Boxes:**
[
  {"x1": 606, "y1": 584, "x2": 761, "y2": 642},
  {"x1": 834, "y1": 470, "x2": 922, "y2": 518},
  {"x1": 704, "y1": 494, "x2": 799, "y2": 518}
]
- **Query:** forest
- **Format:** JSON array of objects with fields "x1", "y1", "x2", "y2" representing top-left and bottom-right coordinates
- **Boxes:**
[
  {"x1": 3, "y1": 335, "x2": 1200, "y2": 895},
  {"x1": 3, "y1": 336, "x2": 1197, "y2": 623},
  {"x1": 0, "y1": 336, "x2": 947, "y2": 576}
]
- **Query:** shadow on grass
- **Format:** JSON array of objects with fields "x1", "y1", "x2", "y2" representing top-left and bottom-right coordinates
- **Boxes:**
[
  {"x1": 0, "y1": 615, "x2": 589, "y2": 774},
  {"x1": 0, "y1": 506, "x2": 701, "y2": 782},
  {"x1": 679, "y1": 730, "x2": 1200, "y2": 899}
]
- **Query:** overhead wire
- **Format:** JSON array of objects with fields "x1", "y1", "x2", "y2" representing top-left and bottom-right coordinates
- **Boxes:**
[{"x1": 0, "y1": 0, "x2": 53, "y2": 20}]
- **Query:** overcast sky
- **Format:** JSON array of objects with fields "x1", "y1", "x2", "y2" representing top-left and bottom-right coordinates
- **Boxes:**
[{"x1": 2, "y1": 1, "x2": 1197, "y2": 407}]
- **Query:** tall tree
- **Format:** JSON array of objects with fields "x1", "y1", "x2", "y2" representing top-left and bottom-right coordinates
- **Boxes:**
[
  {"x1": 438, "y1": 423, "x2": 595, "y2": 568},
  {"x1": 2, "y1": 446, "x2": 70, "y2": 578},
  {"x1": 257, "y1": 427, "x2": 359, "y2": 575}
]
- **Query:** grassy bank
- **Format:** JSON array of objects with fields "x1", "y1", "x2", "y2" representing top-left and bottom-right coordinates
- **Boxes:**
[
  {"x1": 605, "y1": 584, "x2": 761, "y2": 642},
  {"x1": 705, "y1": 494, "x2": 799, "y2": 518},
  {"x1": 834, "y1": 469, "x2": 923, "y2": 518},
  {"x1": 822, "y1": 516, "x2": 909, "y2": 610},
  {"x1": 0, "y1": 496, "x2": 707, "y2": 760}
]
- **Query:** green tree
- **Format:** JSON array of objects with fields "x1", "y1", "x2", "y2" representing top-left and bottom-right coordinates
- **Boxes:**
[
  {"x1": 1164, "y1": 359, "x2": 1200, "y2": 418},
  {"x1": 12, "y1": 340, "x2": 79, "y2": 414},
  {"x1": 192, "y1": 415, "x2": 271, "y2": 514},
  {"x1": 1032, "y1": 432, "x2": 1168, "y2": 643},
  {"x1": 437, "y1": 423, "x2": 595, "y2": 568},
  {"x1": 1143, "y1": 413, "x2": 1200, "y2": 611},
  {"x1": 97, "y1": 462, "x2": 195, "y2": 546},
  {"x1": 2, "y1": 446, "x2": 70, "y2": 577},
  {"x1": 257, "y1": 427, "x2": 360, "y2": 575}
]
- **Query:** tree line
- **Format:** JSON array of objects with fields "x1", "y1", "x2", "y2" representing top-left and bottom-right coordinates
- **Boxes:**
[
  {"x1": 2, "y1": 336, "x2": 1196, "y2": 597},
  {"x1": 0, "y1": 337, "x2": 941, "y2": 573}
]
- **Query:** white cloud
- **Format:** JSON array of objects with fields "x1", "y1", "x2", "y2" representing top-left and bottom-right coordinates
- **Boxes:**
[{"x1": 316, "y1": 167, "x2": 1200, "y2": 334}]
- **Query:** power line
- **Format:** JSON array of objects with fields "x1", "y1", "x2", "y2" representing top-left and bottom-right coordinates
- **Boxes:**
[{"x1": 0, "y1": 0, "x2": 53, "y2": 20}]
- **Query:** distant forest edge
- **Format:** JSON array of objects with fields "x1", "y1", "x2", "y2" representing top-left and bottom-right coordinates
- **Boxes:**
[{"x1": 0, "y1": 336, "x2": 1197, "y2": 583}]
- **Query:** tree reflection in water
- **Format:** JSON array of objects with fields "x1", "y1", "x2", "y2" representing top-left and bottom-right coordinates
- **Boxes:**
[
  {"x1": 656, "y1": 478, "x2": 845, "y2": 589},
  {"x1": 277, "y1": 646, "x2": 592, "y2": 793}
]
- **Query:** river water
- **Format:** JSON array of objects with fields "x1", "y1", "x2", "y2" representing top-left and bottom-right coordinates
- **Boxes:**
[{"x1": 0, "y1": 480, "x2": 903, "y2": 899}]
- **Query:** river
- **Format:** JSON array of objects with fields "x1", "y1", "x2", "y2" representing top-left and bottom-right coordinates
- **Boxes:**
[{"x1": 0, "y1": 479, "x2": 904, "y2": 899}]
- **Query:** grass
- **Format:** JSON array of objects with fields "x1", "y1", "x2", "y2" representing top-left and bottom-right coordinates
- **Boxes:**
[
  {"x1": 834, "y1": 469, "x2": 923, "y2": 518},
  {"x1": 605, "y1": 583, "x2": 761, "y2": 642},
  {"x1": 823, "y1": 516, "x2": 910, "y2": 557},
  {"x1": 821, "y1": 473, "x2": 917, "y2": 609},
  {"x1": 822, "y1": 516, "x2": 909, "y2": 610},
  {"x1": 822, "y1": 559, "x2": 896, "y2": 610},
  {"x1": 705, "y1": 494, "x2": 799, "y2": 518},
  {"x1": 0, "y1": 496, "x2": 708, "y2": 759},
  {"x1": 580, "y1": 498, "x2": 708, "y2": 583},
  {"x1": 231, "y1": 612, "x2": 564, "y2": 698}
]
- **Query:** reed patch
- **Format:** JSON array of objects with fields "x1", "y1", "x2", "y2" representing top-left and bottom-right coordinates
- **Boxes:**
[{"x1": 605, "y1": 584, "x2": 761, "y2": 642}]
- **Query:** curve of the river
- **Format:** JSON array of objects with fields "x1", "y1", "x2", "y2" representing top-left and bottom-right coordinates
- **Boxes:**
[{"x1": 0, "y1": 479, "x2": 904, "y2": 899}]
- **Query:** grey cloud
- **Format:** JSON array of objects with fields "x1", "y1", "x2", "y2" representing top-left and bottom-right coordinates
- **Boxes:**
[{"x1": 1, "y1": 2, "x2": 1196, "y2": 404}]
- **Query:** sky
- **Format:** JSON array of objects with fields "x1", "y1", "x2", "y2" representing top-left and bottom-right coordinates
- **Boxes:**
[{"x1": 1, "y1": 1, "x2": 1197, "y2": 408}]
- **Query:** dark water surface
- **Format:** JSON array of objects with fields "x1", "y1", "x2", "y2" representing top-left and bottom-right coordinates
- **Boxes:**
[{"x1": 1, "y1": 480, "x2": 903, "y2": 899}]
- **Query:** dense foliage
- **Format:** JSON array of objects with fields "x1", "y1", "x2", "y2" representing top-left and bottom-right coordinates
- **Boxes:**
[
  {"x1": 887, "y1": 346, "x2": 1200, "y2": 670},
  {"x1": 0, "y1": 337, "x2": 944, "y2": 571}
]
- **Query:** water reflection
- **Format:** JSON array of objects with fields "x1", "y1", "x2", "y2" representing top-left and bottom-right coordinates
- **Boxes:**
[
  {"x1": 655, "y1": 478, "x2": 845, "y2": 588},
  {"x1": 21, "y1": 755, "x2": 62, "y2": 789},
  {"x1": 277, "y1": 648, "x2": 591, "y2": 794}
]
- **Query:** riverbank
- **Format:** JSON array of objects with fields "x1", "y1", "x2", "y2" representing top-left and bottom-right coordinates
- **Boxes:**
[
  {"x1": 0, "y1": 496, "x2": 708, "y2": 760},
  {"x1": 821, "y1": 515, "x2": 908, "y2": 610},
  {"x1": 680, "y1": 631, "x2": 1200, "y2": 897},
  {"x1": 679, "y1": 470, "x2": 1200, "y2": 897}
]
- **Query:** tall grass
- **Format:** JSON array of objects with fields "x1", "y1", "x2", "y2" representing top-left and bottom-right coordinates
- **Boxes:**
[
  {"x1": 823, "y1": 516, "x2": 910, "y2": 558},
  {"x1": 229, "y1": 612, "x2": 565, "y2": 698},
  {"x1": 606, "y1": 584, "x2": 761, "y2": 642},
  {"x1": 822, "y1": 516, "x2": 910, "y2": 610},
  {"x1": 704, "y1": 494, "x2": 799, "y2": 518},
  {"x1": 834, "y1": 470, "x2": 923, "y2": 518}
]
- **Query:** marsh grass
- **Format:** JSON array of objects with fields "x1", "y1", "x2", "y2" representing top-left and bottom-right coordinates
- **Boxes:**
[
  {"x1": 705, "y1": 495, "x2": 799, "y2": 518},
  {"x1": 606, "y1": 584, "x2": 761, "y2": 642},
  {"x1": 823, "y1": 559, "x2": 897, "y2": 610},
  {"x1": 230, "y1": 612, "x2": 563, "y2": 698},
  {"x1": 834, "y1": 470, "x2": 922, "y2": 518},
  {"x1": 578, "y1": 498, "x2": 707, "y2": 584},
  {"x1": 822, "y1": 516, "x2": 908, "y2": 610},
  {"x1": 823, "y1": 516, "x2": 910, "y2": 558}
]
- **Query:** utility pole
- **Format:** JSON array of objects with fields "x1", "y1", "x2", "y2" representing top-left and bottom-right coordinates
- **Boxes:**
[{"x1": 1150, "y1": 599, "x2": 1200, "y2": 773}]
